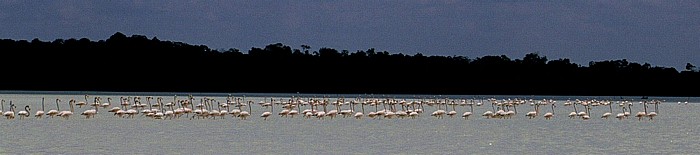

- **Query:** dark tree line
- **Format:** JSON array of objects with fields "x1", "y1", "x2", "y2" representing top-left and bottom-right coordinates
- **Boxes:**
[{"x1": 0, "y1": 32, "x2": 698, "y2": 96}]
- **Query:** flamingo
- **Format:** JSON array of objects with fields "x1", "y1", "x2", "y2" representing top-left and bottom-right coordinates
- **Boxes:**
[
  {"x1": 101, "y1": 97, "x2": 111, "y2": 108},
  {"x1": 75, "y1": 95, "x2": 88, "y2": 108},
  {"x1": 446, "y1": 101, "x2": 457, "y2": 118},
  {"x1": 340, "y1": 98, "x2": 355, "y2": 118},
  {"x1": 229, "y1": 98, "x2": 242, "y2": 117},
  {"x1": 326, "y1": 99, "x2": 339, "y2": 119},
  {"x1": 647, "y1": 111, "x2": 657, "y2": 120},
  {"x1": 624, "y1": 103, "x2": 631, "y2": 118},
  {"x1": 58, "y1": 99, "x2": 74, "y2": 119},
  {"x1": 577, "y1": 104, "x2": 587, "y2": 118},
  {"x1": 543, "y1": 103, "x2": 555, "y2": 120},
  {"x1": 647, "y1": 100, "x2": 658, "y2": 120},
  {"x1": 430, "y1": 100, "x2": 446, "y2": 119},
  {"x1": 315, "y1": 111, "x2": 326, "y2": 119},
  {"x1": 261, "y1": 100, "x2": 272, "y2": 120},
  {"x1": 525, "y1": 103, "x2": 538, "y2": 119},
  {"x1": 288, "y1": 99, "x2": 300, "y2": 118},
  {"x1": 278, "y1": 108, "x2": 290, "y2": 117},
  {"x1": 367, "y1": 101, "x2": 378, "y2": 119},
  {"x1": 120, "y1": 97, "x2": 130, "y2": 108},
  {"x1": 635, "y1": 102, "x2": 647, "y2": 121},
  {"x1": 165, "y1": 101, "x2": 175, "y2": 120},
  {"x1": 616, "y1": 106, "x2": 626, "y2": 120},
  {"x1": 0, "y1": 100, "x2": 4, "y2": 118},
  {"x1": 568, "y1": 102, "x2": 578, "y2": 119},
  {"x1": 108, "y1": 106, "x2": 122, "y2": 113},
  {"x1": 114, "y1": 108, "x2": 126, "y2": 118},
  {"x1": 47, "y1": 99, "x2": 60, "y2": 118},
  {"x1": 505, "y1": 103, "x2": 516, "y2": 119},
  {"x1": 183, "y1": 97, "x2": 194, "y2": 117},
  {"x1": 581, "y1": 106, "x2": 591, "y2": 120},
  {"x1": 601, "y1": 101, "x2": 613, "y2": 119},
  {"x1": 226, "y1": 98, "x2": 243, "y2": 117},
  {"x1": 482, "y1": 101, "x2": 496, "y2": 118},
  {"x1": 90, "y1": 96, "x2": 101, "y2": 107},
  {"x1": 125, "y1": 97, "x2": 139, "y2": 119},
  {"x1": 217, "y1": 101, "x2": 227, "y2": 119},
  {"x1": 384, "y1": 109, "x2": 395, "y2": 119},
  {"x1": 238, "y1": 101, "x2": 252, "y2": 120},
  {"x1": 315, "y1": 99, "x2": 328, "y2": 119},
  {"x1": 461, "y1": 102, "x2": 473, "y2": 120},
  {"x1": 367, "y1": 101, "x2": 379, "y2": 119},
  {"x1": 354, "y1": 101, "x2": 364, "y2": 119},
  {"x1": 305, "y1": 107, "x2": 315, "y2": 119},
  {"x1": 142, "y1": 97, "x2": 154, "y2": 117},
  {"x1": 207, "y1": 99, "x2": 220, "y2": 119},
  {"x1": 153, "y1": 101, "x2": 165, "y2": 119},
  {"x1": 35, "y1": 98, "x2": 45, "y2": 118},
  {"x1": 3, "y1": 102, "x2": 15, "y2": 119},
  {"x1": 192, "y1": 98, "x2": 206, "y2": 119},
  {"x1": 173, "y1": 100, "x2": 185, "y2": 119},
  {"x1": 81, "y1": 100, "x2": 98, "y2": 119},
  {"x1": 17, "y1": 105, "x2": 31, "y2": 119}
]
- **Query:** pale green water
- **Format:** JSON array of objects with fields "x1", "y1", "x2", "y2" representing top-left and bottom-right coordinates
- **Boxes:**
[{"x1": 0, "y1": 91, "x2": 697, "y2": 154}]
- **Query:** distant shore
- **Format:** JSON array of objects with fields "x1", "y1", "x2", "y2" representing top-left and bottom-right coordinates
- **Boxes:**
[{"x1": 1, "y1": 32, "x2": 698, "y2": 97}]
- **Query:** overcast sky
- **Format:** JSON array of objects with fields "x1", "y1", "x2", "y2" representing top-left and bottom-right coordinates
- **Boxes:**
[{"x1": 1, "y1": 1, "x2": 698, "y2": 70}]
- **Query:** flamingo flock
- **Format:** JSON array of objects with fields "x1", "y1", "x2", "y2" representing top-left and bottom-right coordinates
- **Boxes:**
[{"x1": 0, "y1": 94, "x2": 671, "y2": 121}]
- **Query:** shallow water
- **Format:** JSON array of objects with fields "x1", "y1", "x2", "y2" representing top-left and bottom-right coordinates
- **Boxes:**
[{"x1": 0, "y1": 91, "x2": 696, "y2": 154}]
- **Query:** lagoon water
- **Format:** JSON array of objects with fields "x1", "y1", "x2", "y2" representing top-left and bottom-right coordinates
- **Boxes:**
[{"x1": 0, "y1": 91, "x2": 697, "y2": 154}]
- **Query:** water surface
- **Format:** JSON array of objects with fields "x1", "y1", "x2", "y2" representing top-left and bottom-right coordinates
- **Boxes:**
[{"x1": 0, "y1": 91, "x2": 696, "y2": 154}]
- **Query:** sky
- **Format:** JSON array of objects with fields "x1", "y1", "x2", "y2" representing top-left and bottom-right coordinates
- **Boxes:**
[{"x1": 1, "y1": 1, "x2": 698, "y2": 70}]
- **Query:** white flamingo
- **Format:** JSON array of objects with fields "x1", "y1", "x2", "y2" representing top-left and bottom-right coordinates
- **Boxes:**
[
  {"x1": 75, "y1": 95, "x2": 88, "y2": 108},
  {"x1": 17, "y1": 105, "x2": 31, "y2": 119},
  {"x1": 81, "y1": 101, "x2": 98, "y2": 119},
  {"x1": 278, "y1": 109, "x2": 290, "y2": 117},
  {"x1": 153, "y1": 101, "x2": 165, "y2": 119},
  {"x1": 261, "y1": 99, "x2": 273, "y2": 120},
  {"x1": 446, "y1": 101, "x2": 457, "y2": 118},
  {"x1": 354, "y1": 102, "x2": 364, "y2": 119},
  {"x1": 462, "y1": 103, "x2": 473, "y2": 120},
  {"x1": 601, "y1": 101, "x2": 613, "y2": 119},
  {"x1": 288, "y1": 100, "x2": 300, "y2": 118},
  {"x1": 164, "y1": 102, "x2": 175, "y2": 120},
  {"x1": 125, "y1": 97, "x2": 140, "y2": 119},
  {"x1": 568, "y1": 103, "x2": 578, "y2": 119},
  {"x1": 647, "y1": 111, "x2": 657, "y2": 120},
  {"x1": 525, "y1": 104, "x2": 538, "y2": 119},
  {"x1": 3, "y1": 102, "x2": 15, "y2": 119},
  {"x1": 90, "y1": 96, "x2": 101, "y2": 107},
  {"x1": 47, "y1": 99, "x2": 60, "y2": 118},
  {"x1": 647, "y1": 100, "x2": 658, "y2": 120},
  {"x1": 543, "y1": 104, "x2": 555, "y2": 120},
  {"x1": 616, "y1": 106, "x2": 626, "y2": 120},
  {"x1": 142, "y1": 97, "x2": 155, "y2": 117},
  {"x1": 581, "y1": 106, "x2": 591, "y2": 120},
  {"x1": 482, "y1": 101, "x2": 496, "y2": 118},
  {"x1": 238, "y1": 101, "x2": 252, "y2": 120},
  {"x1": 635, "y1": 102, "x2": 648, "y2": 121},
  {"x1": 208, "y1": 100, "x2": 221, "y2": 119},
  {"x1": 431, "y1": 101, "x2": 446, "y2": 119},
  {"x1": 101, "y1": 97, "x2": 111, "y2": 108},
  {"x1": 58, "y1": 99, "x2": 74, "y2": 119},
  {"x1": 35, "y1": 98, "x2": 45, "y2": 118}
]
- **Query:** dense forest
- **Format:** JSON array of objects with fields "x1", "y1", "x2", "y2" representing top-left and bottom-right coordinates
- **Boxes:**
[{"x1": 0, "y1": 32, "x2": 698, "y2": 96}]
